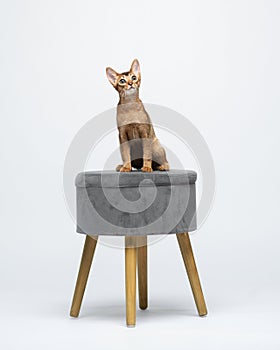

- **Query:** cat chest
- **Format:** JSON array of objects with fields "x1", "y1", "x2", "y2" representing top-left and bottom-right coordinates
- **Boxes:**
[
  {"x1": 117, "y1": 109, "x2": 149, "y2": 127},
  {"x1": 120, "y1": 123, "x2": 150, "y2": 140}
]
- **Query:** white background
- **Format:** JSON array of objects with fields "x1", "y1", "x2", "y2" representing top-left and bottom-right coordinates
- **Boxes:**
[{"x1": 1, "y1": 0, "x2": 280, "y2": 349}]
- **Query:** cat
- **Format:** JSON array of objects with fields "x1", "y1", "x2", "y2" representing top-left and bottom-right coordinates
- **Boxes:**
[{"x1": 106, "y1": 59, "x2": 169, "y2": 172}]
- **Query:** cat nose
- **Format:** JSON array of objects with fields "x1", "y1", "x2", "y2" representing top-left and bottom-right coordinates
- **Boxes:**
[{"x1": 128, "y1": 82, "x2": 133, "y2": 86}]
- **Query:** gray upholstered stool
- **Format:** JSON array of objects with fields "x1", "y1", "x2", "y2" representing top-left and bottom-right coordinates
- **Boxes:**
[{"x1": 70, "y1": 170, "x2": 207, "y2": 326}]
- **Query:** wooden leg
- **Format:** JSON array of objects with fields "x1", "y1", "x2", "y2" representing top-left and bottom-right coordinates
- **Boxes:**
[
  {"x1": 70, "y1": 235, "x2": 98, "y2": 317},
  {"x1": 137, "y1": 236, "x2": 148, "y2": 310},
  {"x1": 176, "y1": 233, "x2": 207, "y2": 316},
  {"x1": 125, "y1": 236, "x2": 137, "y2": 327}
]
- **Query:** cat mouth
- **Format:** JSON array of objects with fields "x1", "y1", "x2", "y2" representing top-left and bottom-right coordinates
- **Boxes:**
[{"x1": 125, "y1": 86, "x2": 137, "y2": 94}]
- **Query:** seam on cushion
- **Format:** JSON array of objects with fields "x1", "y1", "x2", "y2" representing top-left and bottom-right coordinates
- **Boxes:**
[
  {"x1": 76, "y1": 229, "x2": 196, "y2": 235},
  {"x1": 76, "y1": 183, "x2": 196, "y2": 189}
]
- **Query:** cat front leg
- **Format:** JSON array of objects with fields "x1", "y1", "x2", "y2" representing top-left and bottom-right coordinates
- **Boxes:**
[
  {"x1": 118, "y1": 129, "x2": 132, "y2": 172},
  {"x1": 141, "y1": 137, "x2": 153, "y2": 172}
]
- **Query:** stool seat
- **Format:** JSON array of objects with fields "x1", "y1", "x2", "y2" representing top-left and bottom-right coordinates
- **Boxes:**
[{"x1": 75, "y1": 170, "x2": 197, "y2": 236}]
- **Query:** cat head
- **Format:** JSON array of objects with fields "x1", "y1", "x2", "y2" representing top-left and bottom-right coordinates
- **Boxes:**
[{"x1": 106, "y1": 59, "x2": 141, "y2": 96}]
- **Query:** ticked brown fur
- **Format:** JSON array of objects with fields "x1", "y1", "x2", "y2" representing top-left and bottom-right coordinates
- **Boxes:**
[{"x1": 106, "y1": 59, "x2": 169, "y2": 172}]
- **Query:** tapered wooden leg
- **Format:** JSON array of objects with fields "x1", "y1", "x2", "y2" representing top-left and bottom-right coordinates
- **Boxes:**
[
  {"x1": 176, "y1": 233, "x2": 207, "y2": 316},
  {"x1": 137, "y1": 236, "x2": 148, "y2": 310},
  {"x1": 125, "y1": 236, "x2": 137, "y2": 327},
  {"x1": 70, "y1": 235, "x2": 98, "y2": 317}
]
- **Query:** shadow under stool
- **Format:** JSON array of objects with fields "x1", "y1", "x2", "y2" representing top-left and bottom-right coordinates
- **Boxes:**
[{"x1": 70, "y1": 170, "x2": 207, "y2": 327}]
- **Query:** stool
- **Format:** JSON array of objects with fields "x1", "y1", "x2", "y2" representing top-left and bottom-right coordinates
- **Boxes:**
[{"x1": 70, "y1": 170, "x2": 207, "y2": 326}]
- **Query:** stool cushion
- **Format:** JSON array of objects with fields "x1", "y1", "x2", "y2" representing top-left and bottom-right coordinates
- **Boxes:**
[{"x1": 75, "y1": 170, "x2": 197, "y2": 236}]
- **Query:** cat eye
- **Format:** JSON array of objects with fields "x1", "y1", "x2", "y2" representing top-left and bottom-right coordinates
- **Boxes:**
[
  {"x1": 131, "y1": 75, "x2": 137, "y2": 81},
  {"x1": 119, "y1": 78, "x2": 126, "y2": 84}
]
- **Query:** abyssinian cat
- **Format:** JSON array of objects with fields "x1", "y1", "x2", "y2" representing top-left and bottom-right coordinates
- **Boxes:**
[{"x1": 106, "y1": 59, "x2": 169, "y2": 172}]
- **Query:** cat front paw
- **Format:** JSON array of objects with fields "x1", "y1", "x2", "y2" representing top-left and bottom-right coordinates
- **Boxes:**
[
  {"x1": 120, "y1": 166, "x2": 132, "y2": 172},
  {"x1": 141, "y1": 166, "x2": 153, "y2": 173}
]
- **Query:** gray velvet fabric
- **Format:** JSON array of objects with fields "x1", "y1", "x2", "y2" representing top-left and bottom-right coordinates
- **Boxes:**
[{"x1": 75, "y1": 170, "x2": 197, "y2": 236}]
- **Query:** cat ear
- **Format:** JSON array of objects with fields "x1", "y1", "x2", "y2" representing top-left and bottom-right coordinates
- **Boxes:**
[
  {"x1": 106, "y1": 67, "x2": 118, "y2": 86},
  {"x1": 130, "y1": 59, "x2": 140, "y2": 77}
]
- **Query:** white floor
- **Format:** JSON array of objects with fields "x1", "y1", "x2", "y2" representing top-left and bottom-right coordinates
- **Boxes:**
[
  {"x1": 2, "y1": 235, "x2": 280, "y2": 350},
  {"x1": 2, "y1": 290, "x2": 279, "y2": 350}
]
